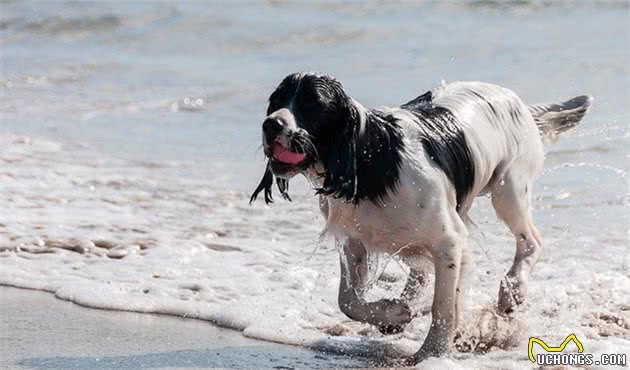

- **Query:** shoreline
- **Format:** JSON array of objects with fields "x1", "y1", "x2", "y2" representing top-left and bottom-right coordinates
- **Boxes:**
[{"x1": 0, "y1": 286, "x2": 373, "y2": 370}]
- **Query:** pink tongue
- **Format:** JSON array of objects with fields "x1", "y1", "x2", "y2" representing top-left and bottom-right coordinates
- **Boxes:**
[{"x1": 272, "y1": 143, "x2": 305, "y2": 164}]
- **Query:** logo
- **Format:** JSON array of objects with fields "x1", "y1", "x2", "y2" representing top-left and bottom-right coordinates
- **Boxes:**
[
  {"x1": 528, "y1": 333, "x2": 626, "y2": 367},
  {"x1": 528, "y1": 333, "x2": 584, "y2": 363}
]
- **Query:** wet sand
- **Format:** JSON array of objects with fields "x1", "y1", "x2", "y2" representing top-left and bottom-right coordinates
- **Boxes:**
[
  {"x1": 1, "y1": 2, "x2": 628, "y2": 369},
  {"x1": 0, "y1": 287, "x2": 372, "y2": 370}
]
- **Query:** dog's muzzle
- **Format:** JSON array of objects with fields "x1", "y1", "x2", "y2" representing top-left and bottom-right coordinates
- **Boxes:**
[
  {"x1": 261, "y1": 110, "x2": 306, "y2": 173},
  {"x1": 262, "y1": 117, "x2": 285, "y2": 154}
]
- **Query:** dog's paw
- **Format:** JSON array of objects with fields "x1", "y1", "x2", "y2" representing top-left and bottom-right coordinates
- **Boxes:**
[
  {"x1": 497, "y1": 277, "x2": 525, "y2": 314},
  {"x1": 373, "y1": 298, "x2": 412, "y2": 335},
  {"x1": 453, "y1": 329, "x2": 479, "y2": 353},
  {"x1": 378, "y1": 323, "x2": 406, "y2": 335}
]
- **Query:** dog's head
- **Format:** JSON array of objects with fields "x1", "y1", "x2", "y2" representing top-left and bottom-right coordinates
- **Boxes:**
[
  {"x1": 250, "y1": 72, "x2": 403, "y2": 205},
  {"x1": 250, "y1": 72, "x2": 359, "y2": 204},
  {"x1": 262, "y1": 72, "x2": 355, "y2": 178}
]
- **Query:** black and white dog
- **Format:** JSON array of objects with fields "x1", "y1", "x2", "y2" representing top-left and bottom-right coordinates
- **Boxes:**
[{"x1": 251, "y1": 72, "x2": 591, "y2": 362}]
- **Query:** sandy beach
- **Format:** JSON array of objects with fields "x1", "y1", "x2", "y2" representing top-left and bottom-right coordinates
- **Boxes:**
[
  {"x1": 1, "y1": 1, "x2": 628, "y2": 369},
  {"x1": 0, "y1": 287, "x2": 374, "y2": 370}
]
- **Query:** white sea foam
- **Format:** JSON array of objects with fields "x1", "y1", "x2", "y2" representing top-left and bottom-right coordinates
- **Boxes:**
[
  {"x1": 1, "y1": 1, "x2": 629, "y2": 367},
  {"x1": 1, "y1": 133, "x2": 628, "y2": 369}
]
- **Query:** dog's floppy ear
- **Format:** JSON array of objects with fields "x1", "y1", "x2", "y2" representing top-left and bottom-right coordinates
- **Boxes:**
[
  {"x1": 249, "y1": 160, "x2": 292, "y2": 204},
  {"x1": 250, "y1": 161, "x2": 274, "y2": 204},
  {"x1": 276, "y1": 177, "x2": 291, "y2": 201},
  {"x1": 317, "y1": 103, "x2": 404, "y2": 205},
  {"x1": 317, "y1": 104, "x2": 359, "y2": 202}
]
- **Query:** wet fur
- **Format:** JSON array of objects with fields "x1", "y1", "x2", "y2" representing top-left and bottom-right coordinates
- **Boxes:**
[{"x1": 251, "y1": 72, "x2": 592, "y2": 363}]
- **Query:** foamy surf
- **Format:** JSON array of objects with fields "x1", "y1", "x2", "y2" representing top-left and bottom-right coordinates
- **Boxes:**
[
  {"x1": 1, "y1": 0, "x2": 629, "y2": 367},
  {"x1": 1, "y1": 133, "x2": 628, "y2": 369}
]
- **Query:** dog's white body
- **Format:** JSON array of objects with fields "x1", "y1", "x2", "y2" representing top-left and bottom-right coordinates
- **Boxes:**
[
  {"x1": 325, "y1": 82, "x2": 544, "y2": 249},
  {"x1": 256, "y1": 74, "x2": 591, "y2": 362},
  {"x1": 314, "y1": 82, "x2": 586, "y2": 360}
]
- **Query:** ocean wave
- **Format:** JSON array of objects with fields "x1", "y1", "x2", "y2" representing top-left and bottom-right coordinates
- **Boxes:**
[
  {"x1": 0, "y1": 5, "x2": 178, "y2": 41},
  {"x1": 19, "y1": 14, "x2": 121, "y2": 34},
  {"x1": 1, "y1": 133, "x2": 628, "y2": 368}
]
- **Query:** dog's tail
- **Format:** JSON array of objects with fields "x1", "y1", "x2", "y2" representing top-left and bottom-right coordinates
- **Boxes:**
[{"x1": 528, "y1": 95, "x2": 593, "y2": 142}]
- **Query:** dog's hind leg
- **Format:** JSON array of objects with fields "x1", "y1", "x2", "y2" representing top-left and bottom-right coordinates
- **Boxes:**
[
  {"x1": 491, "y1": 171, "x2": 542, "y2": 314},
  {"x1": 338, "y1": 238, "x2": 413, "y2": 334}
]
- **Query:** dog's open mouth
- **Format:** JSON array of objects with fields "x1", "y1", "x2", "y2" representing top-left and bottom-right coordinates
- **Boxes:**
[{"x1": 271, "y1": 142, "x2": 305, "y2": 165}]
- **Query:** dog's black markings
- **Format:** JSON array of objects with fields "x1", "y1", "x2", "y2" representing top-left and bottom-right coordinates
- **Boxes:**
[
  {"x1": 318, "y1": 108, "x2": 405, "y2": 205},
  {"x1": 277, "y1": 177, "x2": 291, "y2": 201},
  {"x1": 402, "y1": 91, "x2": 476, "y2": 212},
  {"x1": 251, "y1": 74, "x2": 475, "y2": 211},
  {"x1": 249, "y1": 161, "x2": 274, "y2": 204},
  {"x1": 249, "y1": 161, "x2": 291, "y2": 204},
  {"x1": 400, "y1": 90, "x2": 433, "y2": 111}
]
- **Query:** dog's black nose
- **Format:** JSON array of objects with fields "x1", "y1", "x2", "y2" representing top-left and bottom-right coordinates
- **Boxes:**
[{"x1": 262, "y1": 117, "x2": 284, "y2": 137}]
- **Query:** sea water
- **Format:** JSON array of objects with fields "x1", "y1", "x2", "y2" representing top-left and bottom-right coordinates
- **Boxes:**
[{"x1": 1, "y1": 1, "x2": 628, "y2": 368}]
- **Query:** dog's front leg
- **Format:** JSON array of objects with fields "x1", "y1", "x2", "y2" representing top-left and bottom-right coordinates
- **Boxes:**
[
  {"x1": 338, "y1": 237, "x2": 412, "y2": 334},
  {"x1": 413, "y1": 235, "x2": 464, "y2": 362}
]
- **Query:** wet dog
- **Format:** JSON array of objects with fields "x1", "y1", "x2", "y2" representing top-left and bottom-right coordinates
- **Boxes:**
[{"x1": 251, "y1": 72, "x2": 592, "y2": 362}]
